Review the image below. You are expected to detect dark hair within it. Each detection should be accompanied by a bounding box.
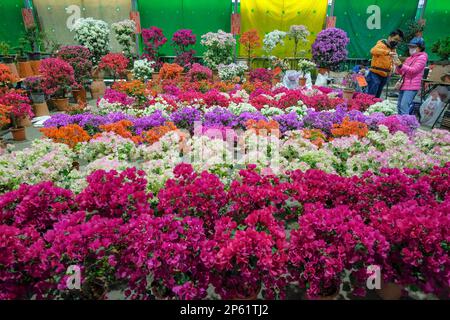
[390,29,404,40]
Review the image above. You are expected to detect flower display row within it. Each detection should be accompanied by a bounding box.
[0,162,448,300]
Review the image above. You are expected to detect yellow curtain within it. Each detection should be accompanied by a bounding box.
[240,0,328,58]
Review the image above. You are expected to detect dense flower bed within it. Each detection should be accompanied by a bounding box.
[0,163,449,299]
[1,78,449,300]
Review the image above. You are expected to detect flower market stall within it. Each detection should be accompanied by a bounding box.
[0,0,449,303]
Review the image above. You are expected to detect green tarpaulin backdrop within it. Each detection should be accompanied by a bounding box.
[334,0,418,59]
[138,0,232,55]
[0,0,25,50]
[423,0,450,60]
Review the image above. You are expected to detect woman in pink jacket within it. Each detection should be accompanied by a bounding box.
[394,37,428,115]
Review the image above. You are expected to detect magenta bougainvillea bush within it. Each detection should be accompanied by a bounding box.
[0,163,448,300]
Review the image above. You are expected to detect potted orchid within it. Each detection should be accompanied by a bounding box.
[39,58,76,111]
[312,28,349,72]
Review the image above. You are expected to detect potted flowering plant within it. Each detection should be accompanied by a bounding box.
[0,63,18,88]
[288,25,310,58]
[186,63,213,82]
[239,29,261,69]
[132,58,155,82]
[217,63,248,83]
[142,26,167,70]
[23,76,44,103]
[158,63,184,81]
[312,28,349,72]
[201,30,236,70]
[73,18,110,65]
[297,59,316,86]
[39,58,76,111]
[98,53,129,82]
[172,29,196,69]
[57,45,93,103]
[0,90,34,140]
[263,30,287,58]
[112,19,136,62]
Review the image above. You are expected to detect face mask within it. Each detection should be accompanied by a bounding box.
[389,41,398,48]
[409,48,418,55]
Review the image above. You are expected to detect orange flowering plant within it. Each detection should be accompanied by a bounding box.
[245,119,280,137]
[96,120,143,144]
[301,128,327,148]
[331,117,369,139]
[0,104,12,128]
[0,64,17,87]
[142,121,177,144]
[112,80,148,106]
[239,29,261,68]
[158,63,184,81]
[40,124,91,148]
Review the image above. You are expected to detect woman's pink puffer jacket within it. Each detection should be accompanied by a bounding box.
[396,51,428,91]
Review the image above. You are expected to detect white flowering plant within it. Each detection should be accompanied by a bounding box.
[201,30,236,70]
[73,18,110,64]
[217,63,248,83]
[288,25,310,57]
[297,59,316,75]
[365,100,398,116]
[132,59,155,81]
[112,19,136,60]
[263,30,287,56]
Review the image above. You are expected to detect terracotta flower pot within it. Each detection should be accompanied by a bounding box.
[90,80,106,100]
[299,77,307,86]
[343,89,355,100]
[51,98,70,112]
[72,87,87,103]
[17,61,34,78]
[33,102,50,117]
[11,127,26,141]
[30,60,41,75]
[376,282,403,300]
[6,63,19,79]
[19,116,32,127]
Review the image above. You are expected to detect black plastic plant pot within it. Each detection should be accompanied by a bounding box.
[17,56,28,62]
[27,52,41,60]
[1,56,14,64]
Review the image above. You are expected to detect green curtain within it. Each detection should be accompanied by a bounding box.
[423,0,450,61]
[334,0,418,59]
[0,0,25,50]
[138,0,231,56]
